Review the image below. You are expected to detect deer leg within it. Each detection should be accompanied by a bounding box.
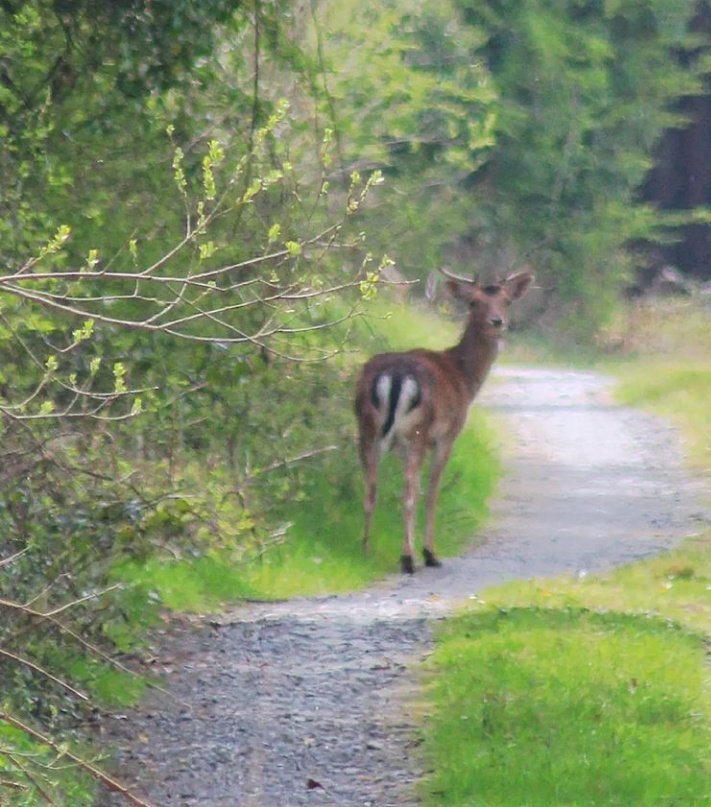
[401,446,423,574]
[423,441,453,567]
[360,441,380,556]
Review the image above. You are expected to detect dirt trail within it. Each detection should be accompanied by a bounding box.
[99,367,708,807]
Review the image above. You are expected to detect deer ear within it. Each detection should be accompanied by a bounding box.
[504,272,534,300]
[444,279,473,301]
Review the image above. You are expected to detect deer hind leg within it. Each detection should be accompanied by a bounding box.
[360,438,380,556]
[423,441,453,568]
[401,443,424,574]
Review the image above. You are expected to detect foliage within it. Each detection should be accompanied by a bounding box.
[310,0,498,276]
[113,301,501,602]
[451,0,704,337]
[0,2,384,803]
[0,0,245,264]
[310,0,706,336]
[2,0,709,802]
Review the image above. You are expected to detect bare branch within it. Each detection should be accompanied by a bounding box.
[0,593,186,708]
[0,647,89,702]
[0,712,159,807]
[3,752,58,805]
[0,548,28,568]
[241,444,337,485]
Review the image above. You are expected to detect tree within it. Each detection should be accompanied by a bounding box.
[643,2,711,281]
[0,0,247,264]
[452,0,702,334]
[306,0,498,277]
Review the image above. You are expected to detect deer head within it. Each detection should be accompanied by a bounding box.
[442,269,534,338]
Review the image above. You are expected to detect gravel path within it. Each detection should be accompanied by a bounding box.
[98,367,708,807]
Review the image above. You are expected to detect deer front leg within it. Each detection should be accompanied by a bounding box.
[401,445,424,574]
[423,441,453,568]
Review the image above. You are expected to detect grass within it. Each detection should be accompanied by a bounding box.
[0,722,96,807]
[421,607,710,806]
[616,364,711,465]
[420,294,711,806]
[242,410,499,598]
[600,294,710,468]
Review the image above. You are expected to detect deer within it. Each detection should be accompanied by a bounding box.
[354,268,534,574]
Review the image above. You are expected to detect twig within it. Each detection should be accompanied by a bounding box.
[229,444,337,493]
[4,751,57,805]
[0,712,158,807]
[40,584,122,618]
[0,548,27,568]
[0,648,89,702]
[0,777,27,792]
[0,594,187,708]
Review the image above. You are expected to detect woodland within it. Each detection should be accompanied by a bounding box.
[1,0,710,802]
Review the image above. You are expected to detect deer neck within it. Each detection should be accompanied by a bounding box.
[445,323,499,399]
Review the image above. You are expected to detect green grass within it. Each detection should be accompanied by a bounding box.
[421,533,711,805]
[422,607,710,806]
[243,410,499,598]
[113,408,499,605]
[615,361,711,465]
[0,722,96,807]
[476,529,711,634]
[357,297,461,352]
[607,296,711,466]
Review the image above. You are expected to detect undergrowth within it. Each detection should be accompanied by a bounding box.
[2,293,500,804]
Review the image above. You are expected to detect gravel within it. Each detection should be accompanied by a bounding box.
[96,366,709,807]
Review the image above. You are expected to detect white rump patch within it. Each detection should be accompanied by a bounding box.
[399,375,419,412]
[374,374,392,411]
[379,374,421,452]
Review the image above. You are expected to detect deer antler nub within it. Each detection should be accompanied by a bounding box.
[439,266,478,285]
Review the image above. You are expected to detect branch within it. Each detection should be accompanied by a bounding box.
[0,647,89,702]
[0,593,186,709]
[0,548,27,568]
[3,751,57,805]
[0,712,159,807]
[226,445,337,501]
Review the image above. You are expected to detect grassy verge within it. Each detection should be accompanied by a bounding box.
[114,297,500,605]
[420,295,711,806]
[421,606,710,806]
[241,408,499,598]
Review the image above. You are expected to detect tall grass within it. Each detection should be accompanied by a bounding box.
[242,409,499,598]
[603,294,711,467]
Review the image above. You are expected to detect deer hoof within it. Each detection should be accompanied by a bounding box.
[423,549,442,568]
[400,555,415,574]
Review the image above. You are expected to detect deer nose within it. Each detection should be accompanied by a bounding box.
[490,316,504,328]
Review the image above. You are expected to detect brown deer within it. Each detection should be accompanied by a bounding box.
[354,269,534,573]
